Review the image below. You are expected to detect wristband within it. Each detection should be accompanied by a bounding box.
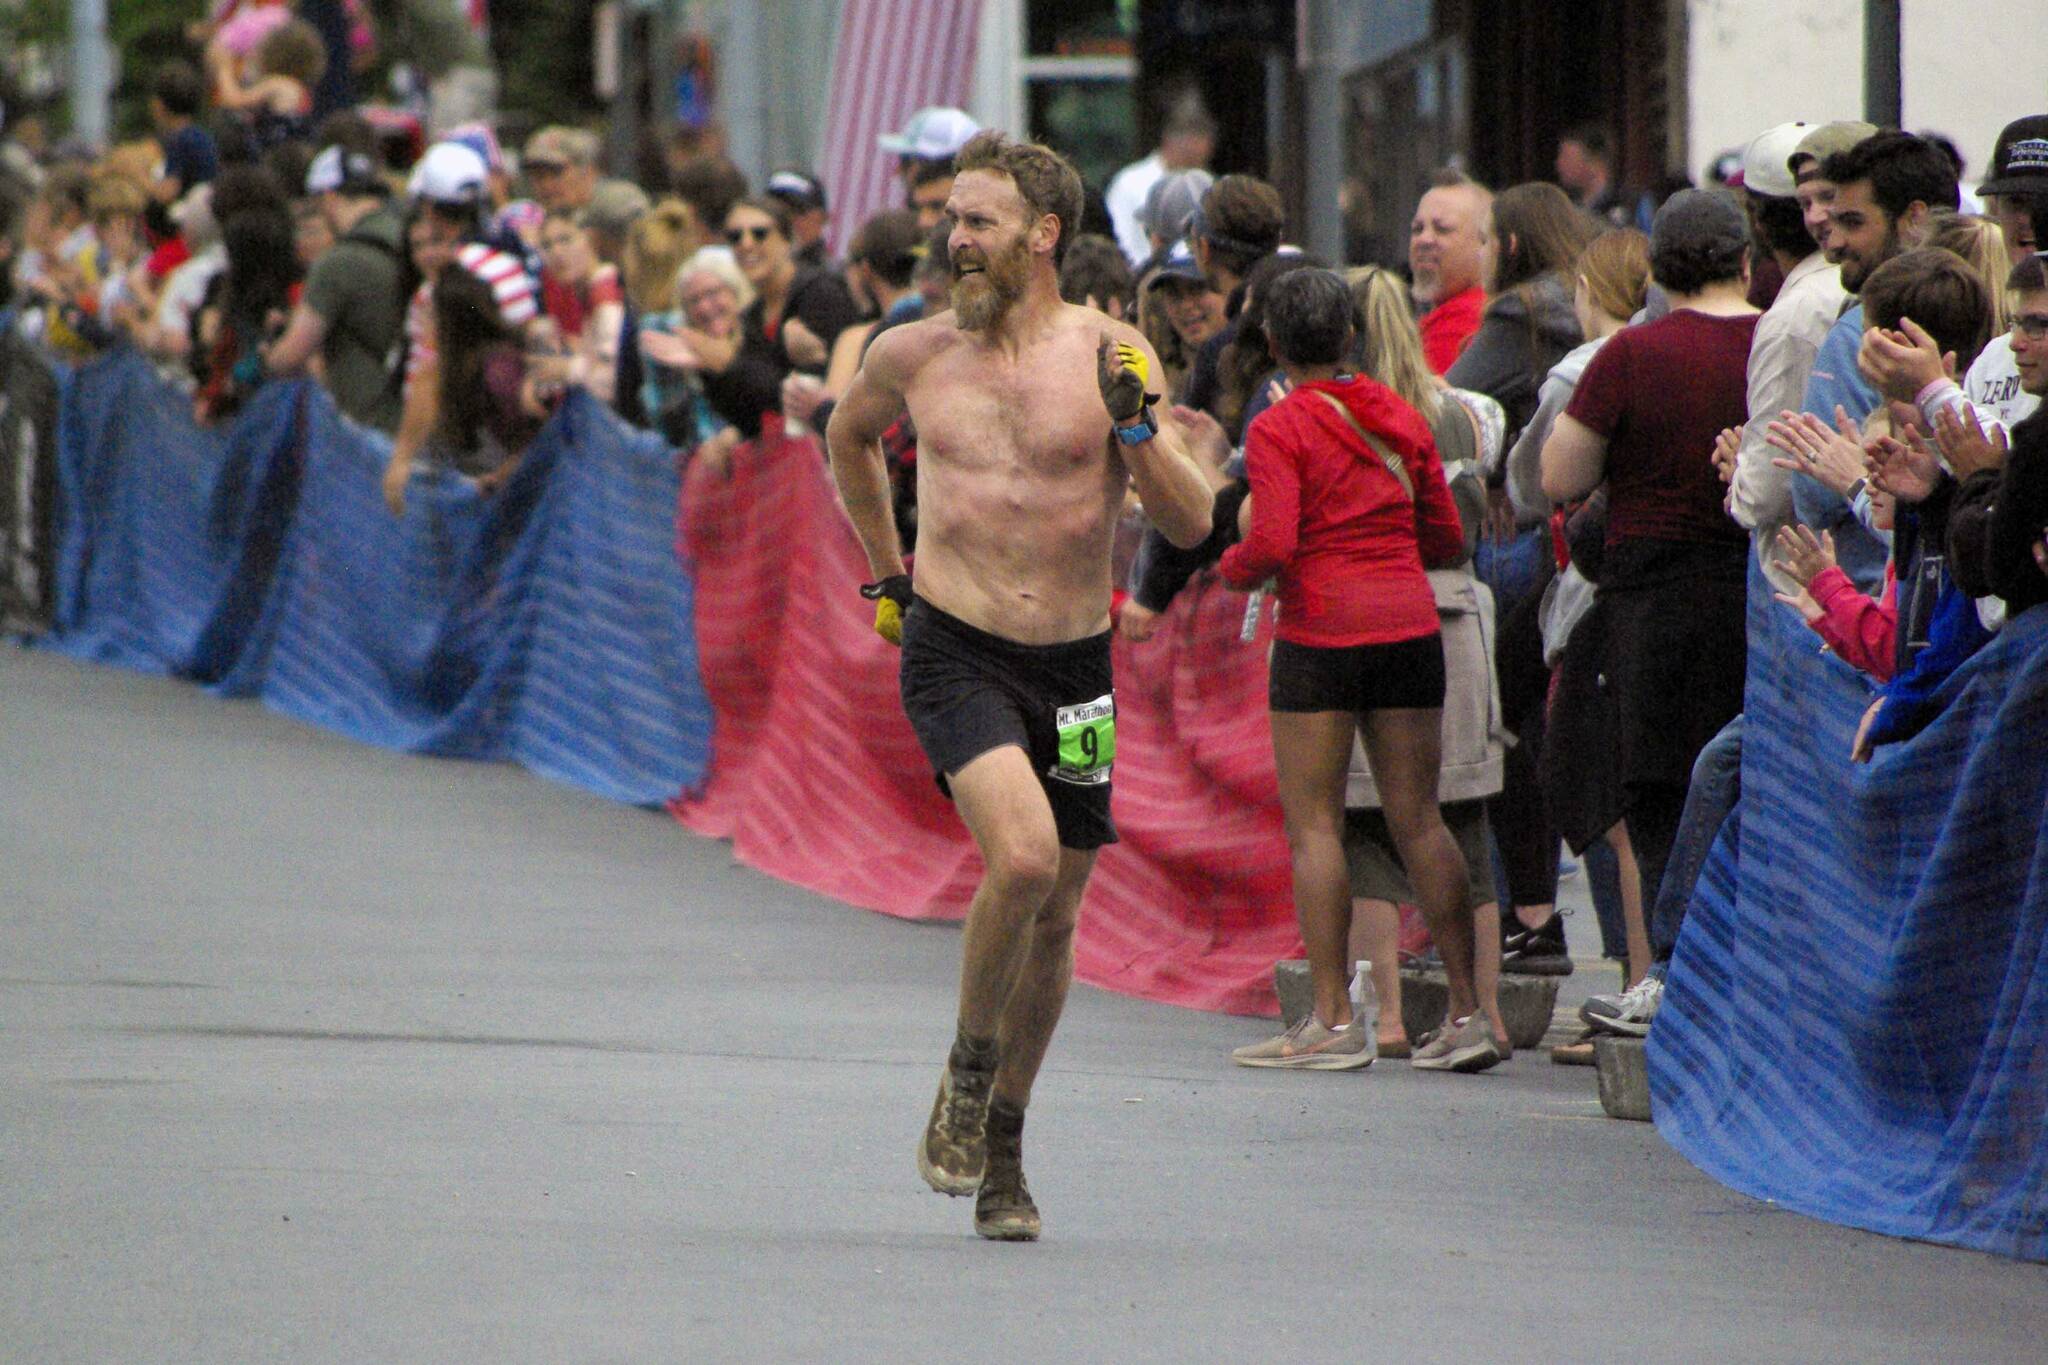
[1114,406,1158,446]
[1844,476,1867,504]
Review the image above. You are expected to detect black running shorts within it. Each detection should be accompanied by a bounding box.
[1268,632,1447,713]
[898,597,1118,850]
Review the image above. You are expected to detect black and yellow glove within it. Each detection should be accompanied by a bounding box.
[860,574,913,646]
[1096,336,1160,425]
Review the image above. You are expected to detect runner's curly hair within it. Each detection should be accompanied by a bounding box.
[952,130,1085,266]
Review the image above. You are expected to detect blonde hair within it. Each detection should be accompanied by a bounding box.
[1927,213,2013,336]
[86,169,148,221]
[624,198,703,312]
[1345,265,1440,422]
[1575,228,1652,328]
[676,246,754,312]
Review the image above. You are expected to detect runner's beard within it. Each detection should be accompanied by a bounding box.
[951,232,1030,331]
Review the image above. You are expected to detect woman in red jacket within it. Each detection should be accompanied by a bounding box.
[1221,269,1499,1073]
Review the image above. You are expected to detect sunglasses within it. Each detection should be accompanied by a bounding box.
[2013,312,2048,341]
[725,225,776,244]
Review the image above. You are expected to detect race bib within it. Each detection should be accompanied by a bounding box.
[1050,694,1115,786]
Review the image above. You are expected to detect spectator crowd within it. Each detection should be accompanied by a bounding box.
[7,2,2048,1077]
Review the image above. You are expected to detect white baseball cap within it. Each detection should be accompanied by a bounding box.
[877,107,981,161]
[408,141,490,205]
[1741,122,1812,198]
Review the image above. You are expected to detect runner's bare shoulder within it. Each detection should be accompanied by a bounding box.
[861,312,964,395]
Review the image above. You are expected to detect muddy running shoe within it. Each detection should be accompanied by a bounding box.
[1410,1012,1503,1073]
[917,1037,995,1197]
[975,1099,1040,1242]
[1231,1014,1375,1070]
[1580,975,1663,1037]
[1500,911,1573,976]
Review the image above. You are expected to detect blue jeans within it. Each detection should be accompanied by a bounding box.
[1649,714,1744,967]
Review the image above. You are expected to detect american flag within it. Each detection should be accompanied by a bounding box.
[819,0,985,257]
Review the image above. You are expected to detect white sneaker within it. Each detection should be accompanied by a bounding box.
[1410,1012,1503,1072]
[1579,975,1663,1037]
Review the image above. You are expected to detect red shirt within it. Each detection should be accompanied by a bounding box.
[1565,309,1758,549]
[1219,375,1465,647]
[1418,285,1485,375]
[540,264,621,340]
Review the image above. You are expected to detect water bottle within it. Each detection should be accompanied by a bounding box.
[1350,960,1381,1063]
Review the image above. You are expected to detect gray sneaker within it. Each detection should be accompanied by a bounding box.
[1580,975,1663,1037]
[917,1061,991,1196]
[1232,1014,1375,1070]
[1410,1012,1503,1072]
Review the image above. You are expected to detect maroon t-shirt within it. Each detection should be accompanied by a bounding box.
[1565,309,1758,549]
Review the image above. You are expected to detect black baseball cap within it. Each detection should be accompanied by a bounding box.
[1978,115,2048,198]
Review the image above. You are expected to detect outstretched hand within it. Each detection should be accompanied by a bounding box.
[1097,334,1156,424]
[1769,523,1836,588]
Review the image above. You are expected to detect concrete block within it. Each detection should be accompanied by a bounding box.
[1593,1035,1652,1121]
[1271,960,1559,1052]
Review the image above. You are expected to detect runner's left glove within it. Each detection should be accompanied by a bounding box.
[1097,336,1160,424]
[861,574,913,646]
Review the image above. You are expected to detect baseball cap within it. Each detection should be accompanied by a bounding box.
[582,178,652,236]
[522,126,599,171]
[408,141,489,205]
[1139,169,1214,242]
[1741,122,1811,198]
[1650,188,1749,259]
[1145,240,1205,287]
[765,169,827,213]
[305,144,379,196]
[877,107,980,161]
[1977,115,2048,198]
[1790,121,1879,178]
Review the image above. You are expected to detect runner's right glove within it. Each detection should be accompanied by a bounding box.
[861,574,913,646]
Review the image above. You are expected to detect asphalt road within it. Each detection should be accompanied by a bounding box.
[4,645,2042,1362]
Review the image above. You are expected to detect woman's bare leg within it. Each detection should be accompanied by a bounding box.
[1360,707,1479,1023]
[1268,710,1359,1028]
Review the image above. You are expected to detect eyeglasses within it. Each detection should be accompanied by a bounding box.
[726,225,775,244]
[2013,312,2048,341]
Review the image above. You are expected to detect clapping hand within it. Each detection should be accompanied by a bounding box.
[1867,425,1943,503]
[1712,424,1743,486]
[1931,403,2007,479]
[1764,407,1868,498]
[1171,403,1231,479]
[1857,318,1951,402]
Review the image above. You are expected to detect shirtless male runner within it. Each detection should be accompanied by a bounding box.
[825,131,1215,1241]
